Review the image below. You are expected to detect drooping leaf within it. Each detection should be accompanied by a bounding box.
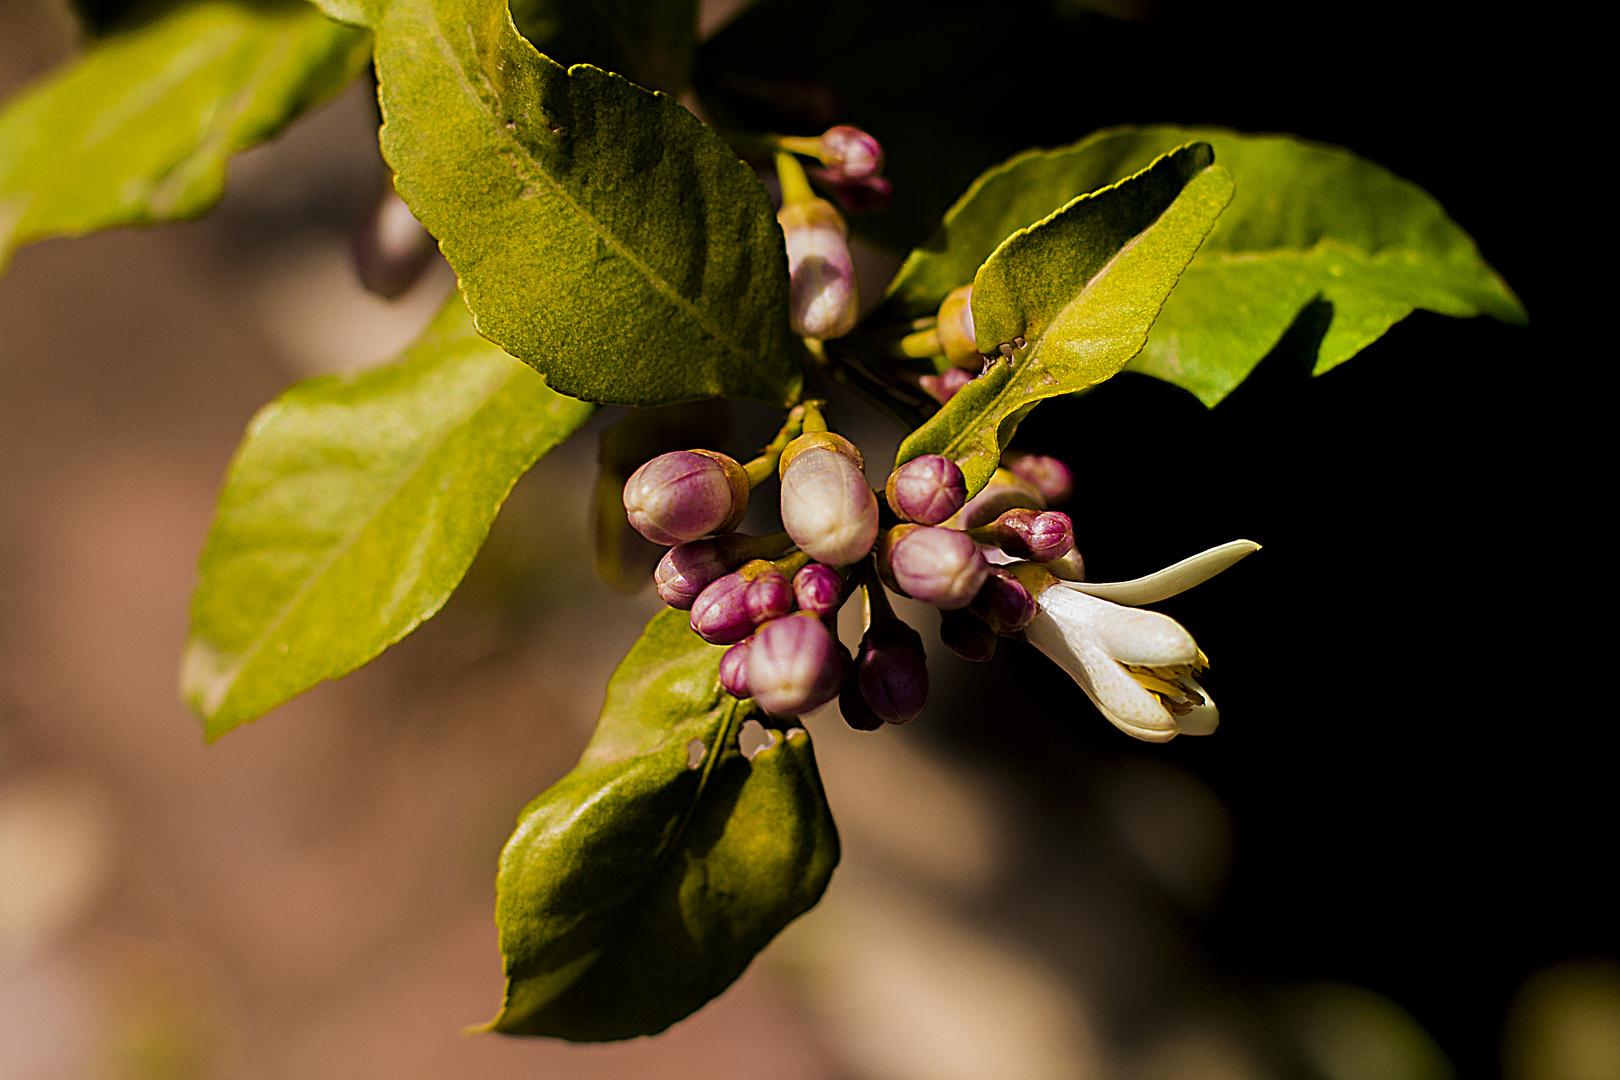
[493,608,838,1040]
[366,0,802,407]
[880,125,1525,405]
[183,295,596,739]
[896,144,1232,494]
[511,0,697,95]
[0,0,369,273]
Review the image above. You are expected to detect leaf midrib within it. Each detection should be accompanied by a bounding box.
[422,9,758,371]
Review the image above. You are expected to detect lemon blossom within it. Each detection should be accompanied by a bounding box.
[1014,540,1260,743]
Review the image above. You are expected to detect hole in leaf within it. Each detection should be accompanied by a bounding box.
[685,738,707,769]
[738,719,777,760]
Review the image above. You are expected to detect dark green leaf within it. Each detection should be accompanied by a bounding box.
[183,295,596,739]
[511,0,697,95]
[493,608,839,1040]
[896,144,1232,494]
[368,0,802,407]
[0,0,369,273]
[880,125,1525,405]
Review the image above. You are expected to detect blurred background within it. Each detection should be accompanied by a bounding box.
[1,1,1606,1078]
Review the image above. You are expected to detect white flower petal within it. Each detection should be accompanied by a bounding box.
[1036,585,1198,667]
[1058,539,1260,606]
[1025,608,1179,743]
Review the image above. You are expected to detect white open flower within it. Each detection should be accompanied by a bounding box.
[1020,540,1260,743]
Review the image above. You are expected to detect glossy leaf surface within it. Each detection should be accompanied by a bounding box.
[897,144,1232,494]
[184,296,596,739]
[367,0,802,406]
[881,125,1525,405]
[494,608,838,1040]
[0,0,368,273]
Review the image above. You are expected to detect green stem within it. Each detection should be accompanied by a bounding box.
[775,151,816,206]
[745,405,810,485]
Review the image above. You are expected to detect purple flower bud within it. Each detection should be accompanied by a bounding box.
[1003,453,1074,505]
[939,609,997,662]
[793,563,844,616]
[780,447,879,566]
[969,567,1037,633]
[748,613,846,716]
[623,450,749,546]
[691,560,793,645]
[839,669,885,731]
[886,455,967,525]
[779,199,857,339]
[819,125,884,179]
[719,640,752,698]
[878,525,988,610]
[936,284,980,369]
[809,169,893,215]
[918,367,973,405]
[352,190,437,300]
[950,470,1046,529]
[855,623,929,724]
[983,509,1074,562]
[655,536,745,609]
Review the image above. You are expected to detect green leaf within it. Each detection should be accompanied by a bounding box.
[896,143,1233,494]
[880,125,1525,405]
[0,0,369,273]
[493,608,838,1040]
[183,295,596,739]
[511,0,697,95]
[367,0,802,407]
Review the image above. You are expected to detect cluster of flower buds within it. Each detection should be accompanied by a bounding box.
[776,125,892,214]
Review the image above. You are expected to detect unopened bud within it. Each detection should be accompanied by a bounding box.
[353,190,437,300]
[939,609,997,662]
[719,640,752,698]
[946,467,1046,530]
[623,450,749,546]
[1002,452,1074,505]
[780,444,879,567]
[793,563,844,616]
[779,199,857,340]
[975,509,1074,562]
[969,566,1037,633]
[691,560,794,645]
[839,672,886,731]
[809,169,893,214]
[886,455,967,525]
[936,284,980,369]
[748,613,846,715]
[818,125,884,179]
[918,367,973,405]
[878,524,988,610]
[655,532,790,609]
[854,621,929,724]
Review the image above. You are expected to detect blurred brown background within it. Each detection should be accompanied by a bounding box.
[1,1,1610,1079]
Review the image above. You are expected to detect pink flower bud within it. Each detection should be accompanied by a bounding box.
[839,670,885,731]
[982,509,1074,562]
[809,169,893,215]
[886,455,967,525]
[1002,453,1074,505]
[748,613,846,716]
[819,125,884,179]
[691,560,794,645]
[969,567,1037,633]
[918,367,973,405]
[878,525,988,610]
[779,200,857,339]
[939,609,997,662]
[949,469,1046,529]
[780,447,879,567]
[352,190,437,300]
[793,563,844,616]
[854,622,929,724]
[719,640,752,698]
[936,284,980,369]
[623,450,749,546]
